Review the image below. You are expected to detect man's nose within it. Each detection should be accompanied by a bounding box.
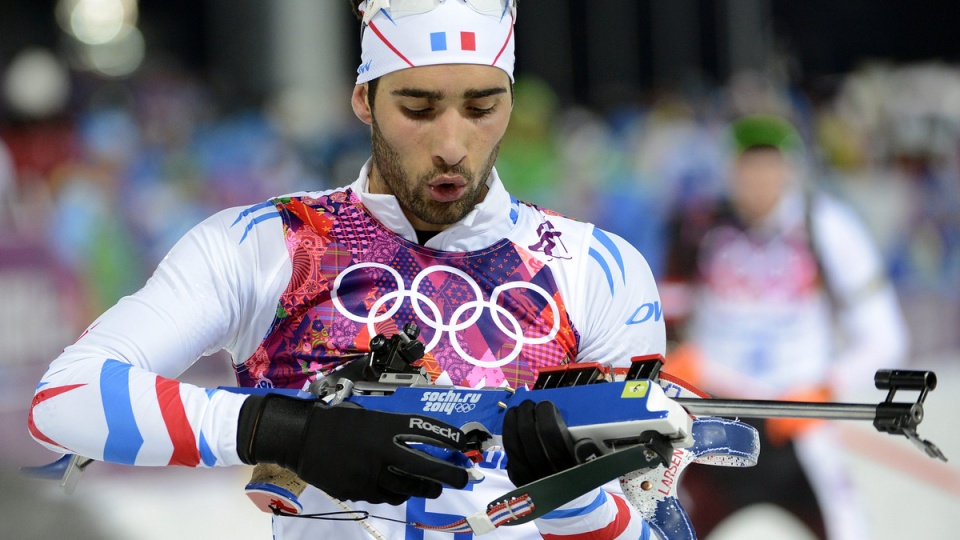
[431,110,469,168]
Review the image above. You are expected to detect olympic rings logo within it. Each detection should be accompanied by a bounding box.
[454,403,476,413]
[329,263,560,368]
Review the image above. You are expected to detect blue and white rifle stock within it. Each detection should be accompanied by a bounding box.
[231,325,947,536]
[22,325,947,538]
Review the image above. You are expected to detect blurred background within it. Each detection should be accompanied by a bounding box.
[1,0,958,538]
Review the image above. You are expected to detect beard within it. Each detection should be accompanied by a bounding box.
[371,117,500,227]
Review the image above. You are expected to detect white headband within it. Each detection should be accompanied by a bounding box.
[356,0,516,84]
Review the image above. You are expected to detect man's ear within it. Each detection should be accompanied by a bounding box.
[351,84,373,125]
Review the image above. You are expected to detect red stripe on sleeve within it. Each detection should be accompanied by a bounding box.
[155,378,201,467]
[28,384,86,450]
[542,493,632,540]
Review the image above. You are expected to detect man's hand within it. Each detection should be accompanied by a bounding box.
[237,394,469,505]
[502,399,599,487]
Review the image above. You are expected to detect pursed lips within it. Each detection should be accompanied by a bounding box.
[428,174,467,202]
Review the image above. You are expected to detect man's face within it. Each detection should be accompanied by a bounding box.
[730,147,792,225]
[354,64,513,231]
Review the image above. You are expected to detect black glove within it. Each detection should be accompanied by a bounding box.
[502,399,599,487]
[236,394,469,505]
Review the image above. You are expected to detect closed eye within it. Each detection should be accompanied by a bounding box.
[468,106,496,118]
[403,107,434,119]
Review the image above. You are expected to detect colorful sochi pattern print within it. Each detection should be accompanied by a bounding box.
[236,189,579,391]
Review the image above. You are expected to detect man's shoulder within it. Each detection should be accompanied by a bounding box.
[271,185,356,208]
[514,199,589,229]
[196,186,353,248]
[514,200,600,240]
[514,200,653,264]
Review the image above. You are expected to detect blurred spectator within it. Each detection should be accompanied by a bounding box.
[660,114,909,540]
[0,139,14,232]
[607,97,727,275]
[828,62,960,355]
[0,137,82,470]
[494,74,564,208]
[42,101,138,318]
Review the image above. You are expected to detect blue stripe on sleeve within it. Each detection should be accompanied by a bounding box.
[589,247,615,296]
[541,489,607,520]
[592,228,626,283]
[238,212,281,244]
[230,200,276,227]
[199,432,217,467]
[198,389,219,466]
[100,360,144,465]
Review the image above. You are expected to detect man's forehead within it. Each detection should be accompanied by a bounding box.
[380,64,510,95]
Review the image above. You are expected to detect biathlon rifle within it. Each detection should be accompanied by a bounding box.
[23,323,947,538]
[227,323,946,535]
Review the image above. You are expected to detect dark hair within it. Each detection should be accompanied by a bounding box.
[349,1,378,111]
[367,78,380,113]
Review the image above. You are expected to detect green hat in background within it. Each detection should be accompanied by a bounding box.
[730,114,804,155]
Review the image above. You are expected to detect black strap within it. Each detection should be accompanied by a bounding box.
[493,439,671,527]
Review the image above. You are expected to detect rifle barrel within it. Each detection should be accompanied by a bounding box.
[674,398,877,421]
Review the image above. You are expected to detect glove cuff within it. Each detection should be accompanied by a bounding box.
[236,394,314,468]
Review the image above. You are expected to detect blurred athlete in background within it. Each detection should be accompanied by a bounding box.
[661,114,909,539]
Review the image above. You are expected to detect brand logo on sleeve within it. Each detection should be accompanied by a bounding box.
[626,301,662,325]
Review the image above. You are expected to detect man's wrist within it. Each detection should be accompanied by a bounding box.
[236,394,314,467]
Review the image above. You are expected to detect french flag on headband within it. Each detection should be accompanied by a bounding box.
[430,31,477,52]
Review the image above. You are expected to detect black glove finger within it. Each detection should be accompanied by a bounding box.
[314,477,397,505]
[533,400,578,473]
[502,404,539,486]
[382,467,445,500]
[388,414,469,489]
[389,445,469,489]
[503,400,555,486]
[343,487,402,506]
[515,400,555,480]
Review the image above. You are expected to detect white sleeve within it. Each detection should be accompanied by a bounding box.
[575,227,667,367]
[812,196,909,396]
[535,486,652,540]
[29,203,291,467]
